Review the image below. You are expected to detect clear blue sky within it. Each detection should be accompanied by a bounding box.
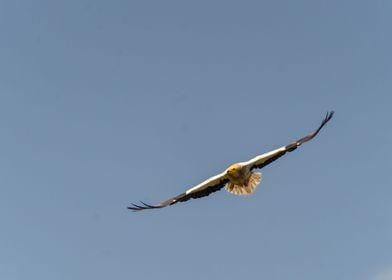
[1,1,391,280]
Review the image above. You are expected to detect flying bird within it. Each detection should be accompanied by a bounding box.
[128,111,334,211]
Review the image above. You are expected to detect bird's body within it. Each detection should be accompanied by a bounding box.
[225,163,262,195]
[128,111,334,211]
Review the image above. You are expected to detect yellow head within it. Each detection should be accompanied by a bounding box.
[226,163,243,177]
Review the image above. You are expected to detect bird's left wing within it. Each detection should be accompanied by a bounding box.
[245,111,334,171]
[128,171,229,211]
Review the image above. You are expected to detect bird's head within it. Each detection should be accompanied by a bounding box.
[226,163,243,177]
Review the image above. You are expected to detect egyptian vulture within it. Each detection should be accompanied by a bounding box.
[128,111,334,211]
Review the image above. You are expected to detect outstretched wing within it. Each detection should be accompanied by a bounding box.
[245,111,334,170]
[128,172,229,211]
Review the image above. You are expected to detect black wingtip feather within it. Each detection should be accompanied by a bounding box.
[325,111,334,123]
[298,110,334,144]
[127,201,162,211]
[318,111,334,133]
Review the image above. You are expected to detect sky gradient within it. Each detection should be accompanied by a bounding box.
[1,1,391,279]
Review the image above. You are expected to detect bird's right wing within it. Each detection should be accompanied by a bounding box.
[128,171,229,211]
[245,111,334,170]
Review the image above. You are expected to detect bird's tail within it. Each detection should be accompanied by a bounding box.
[225,172,262,195]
